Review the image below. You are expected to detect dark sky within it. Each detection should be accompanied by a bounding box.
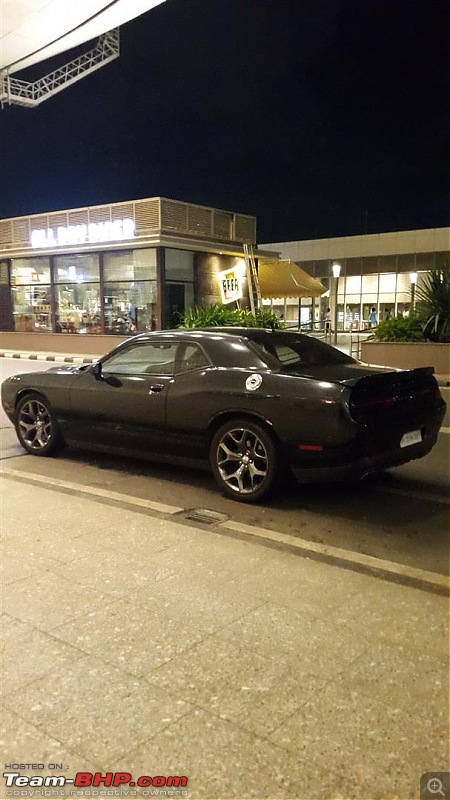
[1,0,449,242]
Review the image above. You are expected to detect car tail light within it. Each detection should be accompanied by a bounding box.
[353,396,394,412]
[297,444,324,451]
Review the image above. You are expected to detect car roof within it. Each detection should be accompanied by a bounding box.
[121,327,260,343]
[127,327,305,341]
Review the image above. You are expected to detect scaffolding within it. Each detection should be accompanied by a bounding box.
[0,29,120,108]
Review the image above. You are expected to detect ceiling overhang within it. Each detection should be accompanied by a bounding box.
[1,0,166,74]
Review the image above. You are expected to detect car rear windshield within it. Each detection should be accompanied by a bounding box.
[245,332,356,369]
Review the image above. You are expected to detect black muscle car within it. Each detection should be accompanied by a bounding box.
[1,328,446,502]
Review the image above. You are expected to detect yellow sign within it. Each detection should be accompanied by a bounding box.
[218,268,244,304]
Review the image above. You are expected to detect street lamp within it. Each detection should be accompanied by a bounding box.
[409,272,417,311]
[332,263,341,344]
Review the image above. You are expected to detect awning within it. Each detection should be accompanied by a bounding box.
[258,259,326,299]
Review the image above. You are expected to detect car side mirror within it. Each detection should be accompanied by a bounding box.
[92,362,103,380]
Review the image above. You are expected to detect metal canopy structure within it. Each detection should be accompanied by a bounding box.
[1,30,120,108]
[0,0,166,107]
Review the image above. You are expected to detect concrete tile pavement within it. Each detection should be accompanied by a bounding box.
[1,475,449,800]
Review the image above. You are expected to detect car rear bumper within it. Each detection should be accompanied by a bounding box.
[291,403,446,483]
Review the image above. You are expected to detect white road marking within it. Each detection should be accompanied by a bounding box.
[0,467,184,515]
[1,465,447,593]
[439,426,450,434]
[219,520,449,591]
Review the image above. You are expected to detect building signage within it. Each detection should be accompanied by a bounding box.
[218,267,244,304]
[31,218,136,248]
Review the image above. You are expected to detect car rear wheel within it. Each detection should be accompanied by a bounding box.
[15,394,61,456]
[210,419,278,502]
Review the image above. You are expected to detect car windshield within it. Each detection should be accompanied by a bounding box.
[245,332,355,369]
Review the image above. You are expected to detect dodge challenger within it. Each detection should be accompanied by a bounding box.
[1,328,446,502]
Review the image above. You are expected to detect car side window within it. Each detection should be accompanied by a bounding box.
[273,343,302,366]
[176,343,210,374]
[101,342,178,376]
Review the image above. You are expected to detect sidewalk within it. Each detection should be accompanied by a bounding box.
[1,471,448,800]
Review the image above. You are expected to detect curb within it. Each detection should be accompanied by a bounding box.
[0,351,100,365]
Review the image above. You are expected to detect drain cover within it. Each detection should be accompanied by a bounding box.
[185,508,229,525]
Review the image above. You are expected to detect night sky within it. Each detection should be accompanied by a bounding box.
[0,0,449,242]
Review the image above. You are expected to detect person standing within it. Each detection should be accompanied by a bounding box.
[325,308,331,334]
[369,307,377,327]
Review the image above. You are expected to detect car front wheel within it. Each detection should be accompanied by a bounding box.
[210,419,278,502]
[15,394,62,456]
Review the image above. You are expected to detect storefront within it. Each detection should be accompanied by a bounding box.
[0,197,328,342]
[261,227,450,330]
[0,197,258,336]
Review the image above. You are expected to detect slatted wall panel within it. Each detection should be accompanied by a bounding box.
[0,220,12,246]
[187,205,212,236]
[160,199,188,232]
[134,199,160,234]
[234,214,256,243]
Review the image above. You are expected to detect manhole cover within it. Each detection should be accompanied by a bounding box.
[185,508,229,525]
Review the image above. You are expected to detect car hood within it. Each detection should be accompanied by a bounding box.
[46,364,91,374]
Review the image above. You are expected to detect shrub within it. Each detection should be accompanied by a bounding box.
[180,304,283,330]
[371,315,424,342]
[416,269,450,343]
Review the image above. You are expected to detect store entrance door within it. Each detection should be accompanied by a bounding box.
[165,283,185,329]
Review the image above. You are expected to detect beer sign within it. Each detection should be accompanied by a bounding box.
[218,268,244,304]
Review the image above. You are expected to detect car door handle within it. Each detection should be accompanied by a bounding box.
[149,384,165,394]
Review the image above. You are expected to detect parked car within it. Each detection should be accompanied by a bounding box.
[1,328,446,502]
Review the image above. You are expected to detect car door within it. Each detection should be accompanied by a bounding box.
[163,341,214,462]
[68,339,178,454]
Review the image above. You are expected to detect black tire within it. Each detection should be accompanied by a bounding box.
[210,418,278,503]
[15,393,62,457]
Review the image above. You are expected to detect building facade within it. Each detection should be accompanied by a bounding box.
[261,228,450,329]
[0,197,258,335]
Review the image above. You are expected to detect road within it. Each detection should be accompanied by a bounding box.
[1,357,449,577]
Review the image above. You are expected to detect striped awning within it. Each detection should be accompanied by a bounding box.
[258,259,325,299]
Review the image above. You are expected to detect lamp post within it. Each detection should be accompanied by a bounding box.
[409,272,417,311]
[332,263,341,344]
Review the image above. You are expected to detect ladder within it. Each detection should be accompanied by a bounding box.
[243,243,262,315]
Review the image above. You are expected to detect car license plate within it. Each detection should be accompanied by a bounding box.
[400,429,422,448]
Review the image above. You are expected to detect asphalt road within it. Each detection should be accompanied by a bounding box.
[1,357,449,577]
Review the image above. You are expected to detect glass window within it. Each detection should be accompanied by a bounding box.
[379,273,396,293]
[165,249,194,281]
[104,281,157,335]
[345,275,362,294]
[362,274,378,293]
[103,249,156,282]
[54,254,99,283]
[55,283,101,334]
[11,257,50,285]
[177,343,210,373]
[248,332,354,367]
[396,273,414,293]
[102,341,178,376]
[11,284,52,332]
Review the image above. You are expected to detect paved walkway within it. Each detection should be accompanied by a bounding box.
[1,471,449,800]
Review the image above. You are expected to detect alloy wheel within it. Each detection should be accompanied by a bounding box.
[216,426,270,496]
[18,398,53,451]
